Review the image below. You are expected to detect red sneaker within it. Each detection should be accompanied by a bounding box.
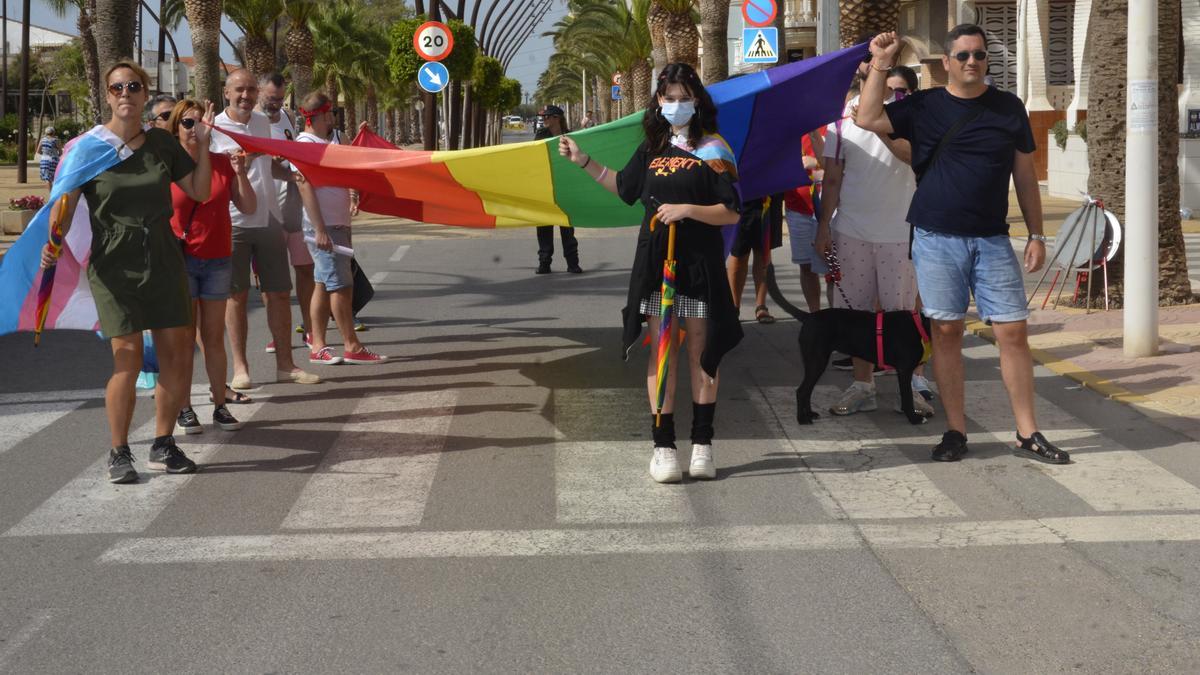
[265,340,276,354]
[309,346,343,365]
[343,347,388,364]
[303,332,313,348]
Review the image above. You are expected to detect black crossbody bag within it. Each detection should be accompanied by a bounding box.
[908,101,987,256]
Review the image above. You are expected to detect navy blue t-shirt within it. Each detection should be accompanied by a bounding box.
[885,86,1035,237]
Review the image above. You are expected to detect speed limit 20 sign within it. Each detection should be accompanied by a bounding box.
[413,21,454,62]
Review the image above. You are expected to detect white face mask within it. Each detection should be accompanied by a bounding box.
[660,100,696,128]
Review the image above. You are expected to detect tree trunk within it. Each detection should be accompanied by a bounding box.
[648,2,669,72]
[385,106,396,144]
[462,85,473,148]
[1086,0,1127,304]
[365,85,379,135]
[344,93,357,139]
[93,0,138,89]
[663,9,700,72]
[284,23,314,101]
[183,0,223,104]
[698,0,729,84]
[630,58,653,112]
[77,0,103,123]
[449,79,463,150]
[838,0,900,48]
[243,35,275,78]
[1155,0,1191,303]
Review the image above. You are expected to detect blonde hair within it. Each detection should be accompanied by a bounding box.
[104,60,151,89]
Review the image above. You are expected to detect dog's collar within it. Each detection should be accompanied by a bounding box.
[876,311,933,369]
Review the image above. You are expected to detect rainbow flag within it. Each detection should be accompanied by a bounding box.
[215,43,867,229]
[0,126,134,337]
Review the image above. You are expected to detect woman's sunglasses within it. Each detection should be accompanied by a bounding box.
[107,80,144,95]
[179,118,197,130]
[952,50,988,62]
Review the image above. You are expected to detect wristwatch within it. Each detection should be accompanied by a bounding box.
[1028,233,1047,242]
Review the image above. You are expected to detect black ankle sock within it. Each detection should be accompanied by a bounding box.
[691,402,716,445]
[112,445,130,453]
[152,435,173,449]
[651,414,676,449]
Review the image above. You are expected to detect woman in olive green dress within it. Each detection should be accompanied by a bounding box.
[41,61,214,484]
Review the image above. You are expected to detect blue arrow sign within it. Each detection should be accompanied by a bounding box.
[611,85,621,101]
[418,61,450,94]
[742,27,779,64]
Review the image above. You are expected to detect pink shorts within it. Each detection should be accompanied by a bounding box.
[286,229,313,266]
[832,232,917,311]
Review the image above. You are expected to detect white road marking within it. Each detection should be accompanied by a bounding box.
[369,271,389,285]
[4,398,270,537]
[965,381,1200,511]
[0,402,87,455]
[281,391,456,530]
[0,611,53,669]
[389,245,411,262]
[97,514,1200,563]
[555,441,694,524]
[757,386,965,519]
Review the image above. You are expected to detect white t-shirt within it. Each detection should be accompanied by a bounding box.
[823,96,916,244]
[296,131,352,230]
[265,109,303,218]
[213,109,281,228]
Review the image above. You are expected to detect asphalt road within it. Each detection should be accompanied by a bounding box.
[2,216,1200,673]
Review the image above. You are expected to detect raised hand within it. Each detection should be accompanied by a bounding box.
[193,100,216,144]
[870,32,901,62]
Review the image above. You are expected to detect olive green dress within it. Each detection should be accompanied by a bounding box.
[82,128,196,338]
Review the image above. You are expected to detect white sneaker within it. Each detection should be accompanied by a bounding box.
[689,444,716,479]
[894,394,935,418]
[912,374,935,401]
[649,447,682,483]
[830,382,877,416]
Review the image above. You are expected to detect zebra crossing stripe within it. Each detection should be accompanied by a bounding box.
[964,381,1200,511]
[0,402,88,455]
[389,245,411,262]
[555,441,694,524]
[757,386,966,520]
[95,513,1200,563]
[280,391,455,530]
[3,397,271,537]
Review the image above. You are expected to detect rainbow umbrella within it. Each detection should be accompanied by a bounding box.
[33,196,70,346]
[653,215,678,427]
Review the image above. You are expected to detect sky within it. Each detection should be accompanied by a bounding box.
[23,0,568,99]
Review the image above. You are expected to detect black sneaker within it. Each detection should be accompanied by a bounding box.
[535,263,551,274]
[147,438,198,474]
[212,404,243,431]
[176,407,202,435]
[932,430,968,462]
[567,263,583,274]
[107,446,139,484]
[832,357,853,370]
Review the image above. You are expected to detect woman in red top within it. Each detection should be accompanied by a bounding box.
[168,99,256,433]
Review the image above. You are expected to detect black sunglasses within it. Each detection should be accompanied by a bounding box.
[108,80,144,95]
[952,50,988,62]
[180,118,197,130]
[154,111,171,122]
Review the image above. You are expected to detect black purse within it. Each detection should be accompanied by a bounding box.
[350,257,374,315]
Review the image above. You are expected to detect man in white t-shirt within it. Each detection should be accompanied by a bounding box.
[815,66,932,418]
[213,69,319,388]
[294,92,388,366]
[256,72,314,346]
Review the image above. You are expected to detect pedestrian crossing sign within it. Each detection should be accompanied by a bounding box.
[743,27,778,64]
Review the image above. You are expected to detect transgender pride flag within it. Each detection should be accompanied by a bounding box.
[0,126,133,336]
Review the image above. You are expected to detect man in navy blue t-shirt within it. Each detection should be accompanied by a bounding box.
[856,25,1070,466]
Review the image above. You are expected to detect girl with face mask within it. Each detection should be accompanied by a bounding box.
[558,62,742,484]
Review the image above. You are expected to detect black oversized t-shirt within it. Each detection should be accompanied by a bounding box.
[885,87,1035,237]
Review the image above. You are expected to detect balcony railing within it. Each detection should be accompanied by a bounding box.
[785,0,817,25]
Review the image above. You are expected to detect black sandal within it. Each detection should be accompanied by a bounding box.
[1014,431,1070,464]
[755,304,775,324]
[210,385,252,405]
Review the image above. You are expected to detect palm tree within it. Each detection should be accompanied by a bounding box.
[47,0,102,122]
[697,0,729,83]
[1086,0,1190,305]
[282,0,318,99]
[184,0,224,103]
[92,0,137,86]
[224,0,283,76]
[543,0,653,115]
[838,0,899,47]
[310,2,369,131]
[657,0,699,69]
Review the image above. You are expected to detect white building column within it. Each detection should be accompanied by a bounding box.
[1066,0,1092,126]
[1124,1,1159,357]
[1179,0,1200,132]
[816,0,838,54]
[1019,0,1053,112]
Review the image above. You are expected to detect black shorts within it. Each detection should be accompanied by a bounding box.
[729,193,785,257]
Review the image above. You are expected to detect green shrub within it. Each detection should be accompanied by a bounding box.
[1051,119,1068,151]
[1074,119,1087,144]
[50,117,85,140]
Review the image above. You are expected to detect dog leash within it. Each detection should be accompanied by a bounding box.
[822,243,854,309]
[875,311,933,369]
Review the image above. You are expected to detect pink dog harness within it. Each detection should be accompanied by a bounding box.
[876,311,932,369]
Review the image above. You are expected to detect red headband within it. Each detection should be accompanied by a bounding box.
[300,101,331,118]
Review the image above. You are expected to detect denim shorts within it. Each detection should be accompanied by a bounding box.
[911,227,1029,323]
[305,227,354,292]
[785,211,829,274]
[184,254,233,301]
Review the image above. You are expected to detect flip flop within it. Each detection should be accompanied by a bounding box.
[211,384,253,404]
[755,304,776,324]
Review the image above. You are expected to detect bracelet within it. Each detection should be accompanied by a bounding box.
[870,61,891,72]
[595,166,609,183]
[1028,233,1047,242]
[581,156,591,170]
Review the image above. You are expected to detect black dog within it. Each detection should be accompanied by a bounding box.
[765,264,933,426]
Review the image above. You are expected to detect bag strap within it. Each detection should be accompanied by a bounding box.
[915,101,986,185]
[181,202,198,243]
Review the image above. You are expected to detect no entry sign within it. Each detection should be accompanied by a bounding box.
[413,21,454,62]
[741,0,777,28]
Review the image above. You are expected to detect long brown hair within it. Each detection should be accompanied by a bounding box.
[642,62,719,155]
